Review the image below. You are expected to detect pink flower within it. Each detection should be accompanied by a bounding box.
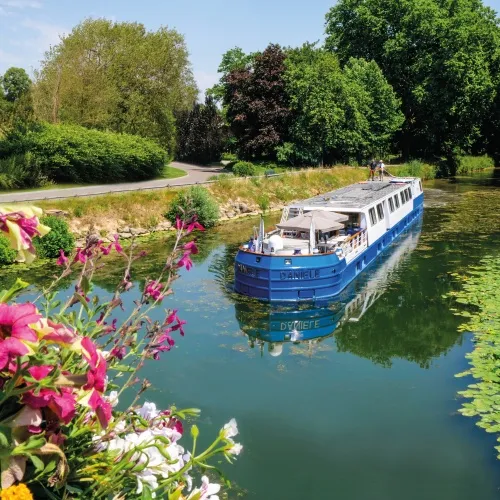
[0,338,29,370]
[177,252,193,271]
[73,248,87,264]
[56,249,69,266]
[144,280,164,302]
[23,387,76,424]
[175,216,183,230]
[172,319,187,336]
[40,320,79,347]
[0,303,41,343]
[166,310,179,325]
[187,220,205,233]
[112,234,123,254]
[28,365,53,381]
[81,337,107,393]
[110,345,126,360]
[88,390,112,428]
[184,241,199,255]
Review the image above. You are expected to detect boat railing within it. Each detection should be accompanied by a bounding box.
[341,229,367,258]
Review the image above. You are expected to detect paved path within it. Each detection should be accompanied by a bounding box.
[0,162,224,203]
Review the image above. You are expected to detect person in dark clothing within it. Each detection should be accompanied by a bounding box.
[368,159,377,181]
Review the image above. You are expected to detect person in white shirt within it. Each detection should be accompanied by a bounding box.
[378,160,385,180]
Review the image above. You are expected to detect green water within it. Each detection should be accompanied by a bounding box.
[3,171,500,499]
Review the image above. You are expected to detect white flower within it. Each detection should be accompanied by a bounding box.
[107,391,119,407]
[187,475,221,500]
[222,418,238,439]
[136,469,159,497]
[227,441,243,456]
[138,402,159,420]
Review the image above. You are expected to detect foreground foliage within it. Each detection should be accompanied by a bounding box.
[449,256,500,457]
[0,205,241,498]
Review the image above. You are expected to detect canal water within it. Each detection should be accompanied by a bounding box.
[3,171,500,499]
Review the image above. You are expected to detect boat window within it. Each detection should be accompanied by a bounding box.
[407,187,413,199]
[394,195,400,209]
[368,208,377,226]
[376,203,384,220]
[400,191,406,205]
[388,197,395,212]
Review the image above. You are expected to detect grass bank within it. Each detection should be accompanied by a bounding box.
[37,167,367,232]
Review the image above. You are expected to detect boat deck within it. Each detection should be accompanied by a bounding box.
[290,181,407,210]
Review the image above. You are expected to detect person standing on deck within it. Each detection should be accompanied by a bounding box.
[368,159,377,181]
[378,160,385,181]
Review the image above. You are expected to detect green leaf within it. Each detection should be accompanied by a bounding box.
[0,279,29,303]
[30,454,45,472]
[109,364,134,372]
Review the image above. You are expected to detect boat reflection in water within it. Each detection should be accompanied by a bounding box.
[235,222,421,357]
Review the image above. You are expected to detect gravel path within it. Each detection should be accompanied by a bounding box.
[0,162,224,203]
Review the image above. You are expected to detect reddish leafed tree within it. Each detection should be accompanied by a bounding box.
[223,44,290,160]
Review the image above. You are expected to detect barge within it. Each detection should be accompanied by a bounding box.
[234,177,424,301]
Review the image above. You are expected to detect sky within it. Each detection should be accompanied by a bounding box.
[1,0,500,98]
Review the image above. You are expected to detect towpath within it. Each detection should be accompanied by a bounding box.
[0,162,223,203]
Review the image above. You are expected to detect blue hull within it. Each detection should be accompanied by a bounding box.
[234,194,424,302]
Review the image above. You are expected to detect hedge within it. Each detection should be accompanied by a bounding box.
[0,123,166,185]
[33,215,75,259]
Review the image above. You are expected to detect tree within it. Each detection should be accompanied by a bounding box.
[223,44,291,160]
[32,18,198,157]
[176,96,228,164]
[279,44,403,165]
[207,47,256,103]
[1,67,31,102]
[325,0,500,167]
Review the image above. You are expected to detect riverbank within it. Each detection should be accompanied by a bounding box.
[37,167,367,243]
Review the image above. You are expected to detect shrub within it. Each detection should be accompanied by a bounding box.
[393,160,437,180]
[33,215,75,258]
[221,152,237,161]
[457,155,494,175]
[166,186,220,228]
[0,123,166,185]
[0,152,51,189]
[233,161,256,177]
[0,235,16,265]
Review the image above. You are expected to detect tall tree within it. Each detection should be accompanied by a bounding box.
[1,67,31,102]
[32,18,198,156]
[176,96,228,164]
[223,44,291,160]
[279,44,403,165]
[325,0,500,166]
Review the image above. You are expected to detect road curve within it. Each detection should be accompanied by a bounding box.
[0,162,224,203]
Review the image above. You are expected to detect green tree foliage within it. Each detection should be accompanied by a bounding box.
[223,44,291,160]
[279,44,403,165]
[207,47,256,103]
[176,96,228,165]
[1,67,31,102]
[166,186,220,229]
[325,0,500,167]
[33,215,75,259]
[0,122,166,185]
[0,68,34,133]
[0,235,17,265]
[32,18,197,156]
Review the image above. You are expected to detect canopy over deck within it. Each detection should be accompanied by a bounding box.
[277,210,347,232]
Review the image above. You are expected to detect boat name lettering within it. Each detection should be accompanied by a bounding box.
[237,263,259,277]
[280,320,320,331]
[279,269,320,280]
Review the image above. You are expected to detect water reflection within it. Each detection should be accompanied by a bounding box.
[235,223,422,358]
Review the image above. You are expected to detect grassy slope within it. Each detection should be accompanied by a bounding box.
[37,167,367,229]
